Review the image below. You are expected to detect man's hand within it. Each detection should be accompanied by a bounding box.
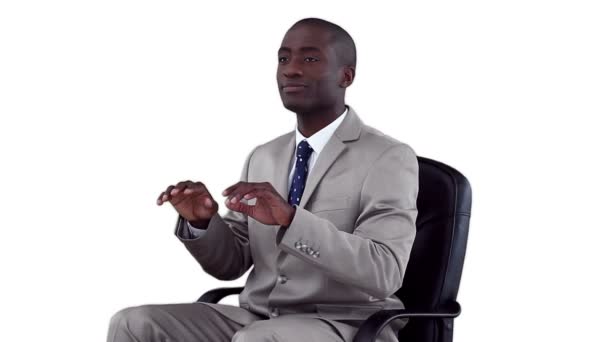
[157,180,218,228]
[222,181,296,227]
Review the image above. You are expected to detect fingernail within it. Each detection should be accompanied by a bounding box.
[231,197,237,203]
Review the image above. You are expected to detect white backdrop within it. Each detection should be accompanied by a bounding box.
[1,1,607,341]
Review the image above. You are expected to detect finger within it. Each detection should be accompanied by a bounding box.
[242,187,271,200]
[227,183,263,204]
[238,183,276,202]
[222,183,240,196]
[157,191,167,205]
[184,181,206,195]
[170,180,196,196]
[222,181,244,197]
[159,185,176,204]
[189,191,214,208]
[225,197,254,216]
[170,181,206,207]
[185,185,213,206]
[203,196,214,208]
[223,182,247,202]
[166,183,188,205]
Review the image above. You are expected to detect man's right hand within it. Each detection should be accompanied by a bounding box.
[157,180,218,229]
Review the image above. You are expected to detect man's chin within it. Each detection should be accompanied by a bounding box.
[281,100,311,114]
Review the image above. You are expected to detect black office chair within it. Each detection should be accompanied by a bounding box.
[197,156,472,342]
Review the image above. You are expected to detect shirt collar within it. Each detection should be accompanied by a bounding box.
[294,106,349,156]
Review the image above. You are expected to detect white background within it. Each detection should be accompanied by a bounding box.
[1,1,607,341]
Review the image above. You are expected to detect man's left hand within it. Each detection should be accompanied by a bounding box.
[222,182,295,227]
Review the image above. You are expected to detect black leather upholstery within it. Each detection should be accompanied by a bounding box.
[394,156,472,342]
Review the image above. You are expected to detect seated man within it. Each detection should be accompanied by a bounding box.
[107,17,419,342]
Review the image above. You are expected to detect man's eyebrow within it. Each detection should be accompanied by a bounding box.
[278,46,322,54]
[299,46,322,53]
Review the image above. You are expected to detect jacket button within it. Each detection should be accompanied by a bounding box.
[270,307,279,317]
[278,275,288,284]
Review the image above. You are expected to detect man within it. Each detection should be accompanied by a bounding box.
[107,17,419,342]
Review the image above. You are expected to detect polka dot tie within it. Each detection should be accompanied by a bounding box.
[289,140,314,206]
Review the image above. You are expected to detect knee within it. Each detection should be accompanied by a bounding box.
[108,305,161,339]
[109,307,130,332]
[232,323,280,342]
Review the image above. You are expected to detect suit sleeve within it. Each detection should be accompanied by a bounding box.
[174,147,257,281]
[276,143,419,299]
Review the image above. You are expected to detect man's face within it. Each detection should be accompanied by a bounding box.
[276,24,343,113]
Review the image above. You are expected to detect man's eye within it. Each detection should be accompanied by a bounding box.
[278,57,288,63]
[304,57,319,62]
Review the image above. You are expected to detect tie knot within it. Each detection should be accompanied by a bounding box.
[296,140,314,160]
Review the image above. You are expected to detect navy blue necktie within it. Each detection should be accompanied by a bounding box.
[288,140,314,206]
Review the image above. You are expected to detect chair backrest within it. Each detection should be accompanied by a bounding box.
[395,156,472,342]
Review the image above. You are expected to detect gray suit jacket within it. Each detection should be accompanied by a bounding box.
[174,107,419,328]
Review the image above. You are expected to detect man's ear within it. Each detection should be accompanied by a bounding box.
[340,65,356,88]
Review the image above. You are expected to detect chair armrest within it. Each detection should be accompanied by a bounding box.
[353,301,461,342]
[197,286,244,303]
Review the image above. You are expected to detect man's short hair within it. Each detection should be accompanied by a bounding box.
[291,18,357,68]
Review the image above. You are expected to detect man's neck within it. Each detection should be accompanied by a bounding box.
[296,103,346,138]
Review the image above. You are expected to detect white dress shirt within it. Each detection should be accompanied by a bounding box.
[185,107,349,239]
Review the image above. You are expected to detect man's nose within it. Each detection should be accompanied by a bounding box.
[282,63,303,78]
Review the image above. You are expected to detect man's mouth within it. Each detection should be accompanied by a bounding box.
[282,84,308,93]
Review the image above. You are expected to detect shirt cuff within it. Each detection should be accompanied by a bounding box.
[186,221,208,238]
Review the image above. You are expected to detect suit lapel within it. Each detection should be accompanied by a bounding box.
[273,133,295,202]
[298,135,346,208]
[298,107,364,209]
[270,106,363,209]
